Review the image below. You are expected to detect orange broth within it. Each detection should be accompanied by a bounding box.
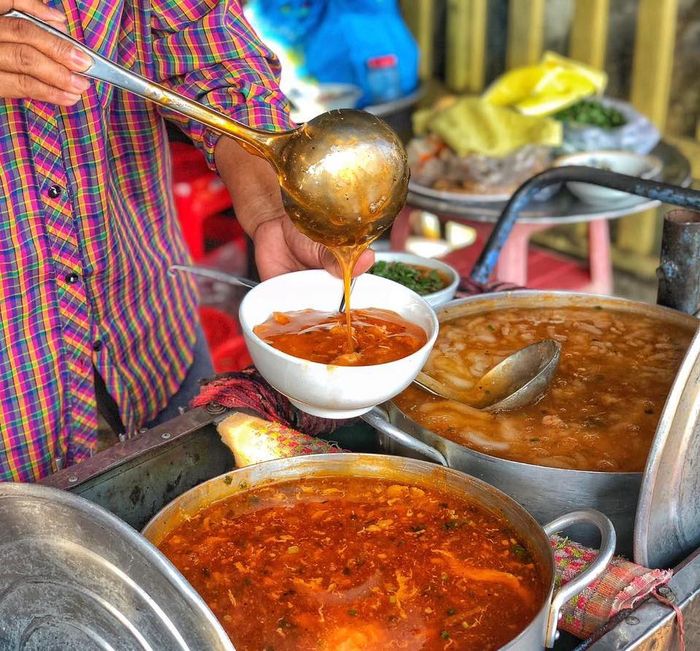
[253,307,427,366]
[158,477,546,651]
[395,306,696,471]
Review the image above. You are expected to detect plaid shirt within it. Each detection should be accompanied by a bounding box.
[0,0,291,481]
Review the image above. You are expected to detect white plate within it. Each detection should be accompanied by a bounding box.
[408,180,513,203]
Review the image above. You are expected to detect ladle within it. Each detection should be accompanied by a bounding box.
[8,10,409,250]
[414,339,561,412]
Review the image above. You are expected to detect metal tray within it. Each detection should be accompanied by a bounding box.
[405,140,691,225]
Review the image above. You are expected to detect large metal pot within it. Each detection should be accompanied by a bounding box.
[364,291,698,557]
[143,453,614,650]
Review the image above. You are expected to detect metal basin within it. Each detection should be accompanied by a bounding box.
[143,453,615,649]
[367,291,698,556]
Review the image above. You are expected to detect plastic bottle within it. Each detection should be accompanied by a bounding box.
[366,54,402,105]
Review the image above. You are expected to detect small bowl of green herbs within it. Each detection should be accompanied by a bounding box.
[370,252,459,307]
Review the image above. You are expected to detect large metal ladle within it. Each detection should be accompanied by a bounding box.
[414,339,561,412]
[8,10,409,249]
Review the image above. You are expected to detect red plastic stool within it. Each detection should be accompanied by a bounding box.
[171,142,234,261]
[199,306,239,352]
[212,337,252,373]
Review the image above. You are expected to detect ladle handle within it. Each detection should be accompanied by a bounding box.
[470,166,700,284]
[5,10,283,159]
[169,265,259,290]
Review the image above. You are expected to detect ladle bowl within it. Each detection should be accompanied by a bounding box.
[275,110,409,247]
[414,339,562,412]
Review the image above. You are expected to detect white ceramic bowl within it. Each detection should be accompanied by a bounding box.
[371,251,460,307]
[239,270,439,419]
[553,150,663,206]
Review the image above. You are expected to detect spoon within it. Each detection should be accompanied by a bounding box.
[8,10,409,251]
[414,339,561,412]
[169,264,356,312]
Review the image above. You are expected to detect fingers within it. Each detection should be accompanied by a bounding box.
[0,0,66,24]
[0,2,92,103]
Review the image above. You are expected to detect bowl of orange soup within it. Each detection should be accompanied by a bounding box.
[239,270,439,418]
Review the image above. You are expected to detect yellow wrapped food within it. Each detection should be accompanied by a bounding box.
[483,51,608,116]
[415,96,562,158]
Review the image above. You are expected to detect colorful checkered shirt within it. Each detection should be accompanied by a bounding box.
[0,0,291,481]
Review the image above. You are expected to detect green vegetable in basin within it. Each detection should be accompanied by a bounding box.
[554,99,626,129]
[370,261,449,296]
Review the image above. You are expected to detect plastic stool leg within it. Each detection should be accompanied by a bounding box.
[389,206,413,250]
[587,220,613,295]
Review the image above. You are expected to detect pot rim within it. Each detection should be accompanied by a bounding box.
[387,289,698,476]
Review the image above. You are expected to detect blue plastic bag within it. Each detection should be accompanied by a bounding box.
[304,0,419,106]
[246,0,419,107]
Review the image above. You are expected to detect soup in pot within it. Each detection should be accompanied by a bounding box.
[159,477,546,651]
[395,306,696,471]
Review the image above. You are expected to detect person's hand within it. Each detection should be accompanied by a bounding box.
[0,0,92,105]
[252,214,375,280]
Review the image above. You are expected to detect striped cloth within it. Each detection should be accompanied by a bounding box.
[0,0,292,481]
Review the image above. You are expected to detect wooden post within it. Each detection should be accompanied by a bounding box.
[569,0,609,69]
[506,0,546,69]
[445,0,488,93]
[615,0,679,262]
[399,0,435,81]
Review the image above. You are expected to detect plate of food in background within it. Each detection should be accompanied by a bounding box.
[407,52,661,205]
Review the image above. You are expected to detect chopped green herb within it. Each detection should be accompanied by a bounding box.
[447,608,457,616]
[444,519,460,531]
[512,544,531,562]
[554,99,627,129]
[222,475,233,485]
[441,630,451,640]
[370,260,449,296]
[348,608,358,617]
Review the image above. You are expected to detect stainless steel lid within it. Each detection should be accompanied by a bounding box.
[635,325,700,569]
[0,482,234,650]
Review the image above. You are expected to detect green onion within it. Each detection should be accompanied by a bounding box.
[554,99,626,129]
[370,260,448,295]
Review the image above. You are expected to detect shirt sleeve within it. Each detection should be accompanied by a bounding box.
[149,0,294,169]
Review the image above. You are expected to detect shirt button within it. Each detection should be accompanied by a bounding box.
[92,340,103,352]
[47,185,63,198]
[64,273,79,284]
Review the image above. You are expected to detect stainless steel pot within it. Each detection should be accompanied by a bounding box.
[364,291,698,557]
[143,454,614,650]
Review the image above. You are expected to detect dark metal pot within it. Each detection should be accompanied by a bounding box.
[364,291,698,557]
[142,453,615,649]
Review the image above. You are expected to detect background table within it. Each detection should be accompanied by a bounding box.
[391,141,692,292]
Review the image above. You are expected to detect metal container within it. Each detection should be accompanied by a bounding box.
[365,291,698,556]
[0,482,233,651]
[143,453,615,649]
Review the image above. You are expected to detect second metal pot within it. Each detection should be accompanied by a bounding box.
[365,290,698,556]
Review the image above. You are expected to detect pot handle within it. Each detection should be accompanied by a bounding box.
[361,407,448,467]
[542,508,616,648]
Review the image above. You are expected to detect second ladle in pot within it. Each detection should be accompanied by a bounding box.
[7,10,409,250]
[414,339,562,412]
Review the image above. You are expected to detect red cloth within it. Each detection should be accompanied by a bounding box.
[191,368,351,437]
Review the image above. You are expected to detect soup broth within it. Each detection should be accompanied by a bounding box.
[395,306,696,471]
[254,307,427,366]
[159,477,546,651]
